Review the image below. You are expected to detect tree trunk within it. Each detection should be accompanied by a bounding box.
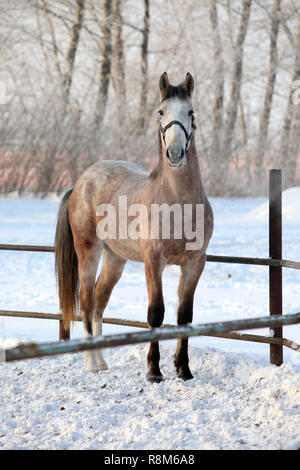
[221,0,252,192]
[139,0,150,131]
[95,0,113,127]
[254,0,281,186]
[208,0,224,189]
[62,0,85,106]
[112,0,126,126]
[40,0,63,80]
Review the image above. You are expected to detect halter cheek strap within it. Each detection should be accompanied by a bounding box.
[160,120,193,151]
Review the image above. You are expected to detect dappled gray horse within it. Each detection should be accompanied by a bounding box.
[55,72,214,381]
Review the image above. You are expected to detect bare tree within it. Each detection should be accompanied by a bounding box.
[62,0,85,106]
[112,0,126,126]
[208,0,224,187]
[221,0,252,191]
[38,0,64,80]
[95,0,113,127]
[254,0,281,185]
[1,0,299,197]
[33,0,86,195]
[281,13,300,187]
[139,0,150,130]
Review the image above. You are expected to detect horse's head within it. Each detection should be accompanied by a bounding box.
[158,72,195,168]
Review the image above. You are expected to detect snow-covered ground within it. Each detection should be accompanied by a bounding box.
[1,345,299,450]
[0,191,299,450]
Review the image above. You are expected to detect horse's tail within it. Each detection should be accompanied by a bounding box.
[55,188,79,333]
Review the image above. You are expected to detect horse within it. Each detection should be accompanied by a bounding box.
[55,72,214,382]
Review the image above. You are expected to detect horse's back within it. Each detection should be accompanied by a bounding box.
[71,160,148,206]
[84,160,149,182]
[68,160,149,242]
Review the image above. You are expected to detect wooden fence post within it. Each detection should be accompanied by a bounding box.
[269,169,283,365]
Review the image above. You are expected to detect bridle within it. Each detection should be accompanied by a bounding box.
[159,116,194,151]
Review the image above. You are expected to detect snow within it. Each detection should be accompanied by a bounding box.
[0,192,299,450]
[244,187,300,225]
[0,345,299,450]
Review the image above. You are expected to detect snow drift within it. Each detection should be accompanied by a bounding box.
[244,187,300,225]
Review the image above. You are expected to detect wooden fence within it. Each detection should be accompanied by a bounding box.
[2,313,299,363]
[0,169,300,364]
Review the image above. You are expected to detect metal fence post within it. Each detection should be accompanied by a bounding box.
[269,169,283,365]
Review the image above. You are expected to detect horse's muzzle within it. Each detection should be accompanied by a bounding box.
[166,148,186,167]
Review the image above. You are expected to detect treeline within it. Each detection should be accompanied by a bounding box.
[0,0,299,197]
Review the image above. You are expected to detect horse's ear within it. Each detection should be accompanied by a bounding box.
[183,72,194,96]
[159,72,169,99]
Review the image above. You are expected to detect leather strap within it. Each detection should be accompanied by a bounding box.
[160,120,192,150]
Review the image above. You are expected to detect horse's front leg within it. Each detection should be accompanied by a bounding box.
[144,253,166,383]
[175,255,206,380]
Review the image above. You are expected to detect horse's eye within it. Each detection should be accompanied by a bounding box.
[188,110,194,116]
[158,110,164,116]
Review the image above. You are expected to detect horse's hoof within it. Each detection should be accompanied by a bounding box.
[146,373,165,383]
[177,368,194,381]
[87,369,99,374]
[98,363,108,371]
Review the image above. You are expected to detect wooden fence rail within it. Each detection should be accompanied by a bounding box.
[0,309,299,353]
[1,243,300,270]
[2,313,300,363]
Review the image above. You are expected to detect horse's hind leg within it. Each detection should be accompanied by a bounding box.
[174,255,206,380]
[93,246,127,370]
[77,240,102,372]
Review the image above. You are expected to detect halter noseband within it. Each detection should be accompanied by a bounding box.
[160,120,193,151]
